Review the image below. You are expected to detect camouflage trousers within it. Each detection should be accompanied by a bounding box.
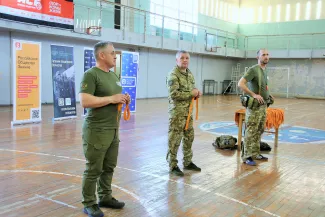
[167,115,194,169]
[241,104,267,161]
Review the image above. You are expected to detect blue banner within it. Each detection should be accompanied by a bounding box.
[83,48,96,116]
[51,45,76,120]
[121,51,138,112]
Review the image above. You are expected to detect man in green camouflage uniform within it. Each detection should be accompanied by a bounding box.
[166,50,202,176]
[238,49,273,166]
[79,41,130,217]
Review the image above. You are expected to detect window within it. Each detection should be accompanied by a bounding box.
[163,0,178,30]
[276,4,281,22]
[215,0,219,18]
[228,4,232,21]
[239,7,254,24]
[296,3,300,20]
[267,6,272,22]
[210,0,214,17]
[219,1,223,19]
[232,5,239,23]
[258,6,262,22]
[150,0,164,27]
[286,4,290,21]
[163,0,177,19]
[205,0,210,15]
[200,0,205,14]
[305,1,311,20]
[224,2,228,20]
[179,0,198,33]
[150,0,198,34]
[316,0,322,19]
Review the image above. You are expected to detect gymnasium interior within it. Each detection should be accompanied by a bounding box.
[0,0,325,216]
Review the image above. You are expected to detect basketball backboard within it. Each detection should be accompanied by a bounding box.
[205,33,220,52]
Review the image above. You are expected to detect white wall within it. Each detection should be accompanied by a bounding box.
[0,30,237,105]
[239,58,325,98]
[137,50,238,98]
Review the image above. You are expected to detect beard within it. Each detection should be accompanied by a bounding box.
[262,60,269,64]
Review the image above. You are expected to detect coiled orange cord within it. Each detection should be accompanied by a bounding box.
[117,99,131,121]
[185,97,199,130]
[123,103,131,121]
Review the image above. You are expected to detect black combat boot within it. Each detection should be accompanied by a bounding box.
[184,162,201,171]
[83,204,104,217]
[98,197,125,209]
[170,166,184,176]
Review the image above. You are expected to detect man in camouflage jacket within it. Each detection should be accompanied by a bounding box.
[166,50,202,176]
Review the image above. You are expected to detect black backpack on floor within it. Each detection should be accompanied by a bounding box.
[240,141,272,151]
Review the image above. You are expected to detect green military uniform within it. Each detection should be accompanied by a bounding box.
[166,66,196,169]
[241,64,269,161]
[79,67,122,208]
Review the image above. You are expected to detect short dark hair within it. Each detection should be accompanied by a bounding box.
[176,50,189,59]
[94,41,113,60]
[257,48,267,56]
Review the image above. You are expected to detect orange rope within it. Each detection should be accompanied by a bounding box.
[117,102,131,121]
[265,108,284,129]
[117,104,122,122]
[185,97,199,130]
[123,103,131,121]
[234,108,284,130]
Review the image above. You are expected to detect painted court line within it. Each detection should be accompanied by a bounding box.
[35,194,77,209]
[112,185,140,201]
[0,149,280,217]
[117,167,281,217]
[47,185,76,195]
[0,169,152,216]
[0,169,140,203]
[0,201,25,211]
[48,187,81,200]
[0,200,40,215]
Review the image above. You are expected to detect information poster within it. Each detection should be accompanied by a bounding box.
[51,44,76,120]
[121,51,138,113]
[12,40,42,126]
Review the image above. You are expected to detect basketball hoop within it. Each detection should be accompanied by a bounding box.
[86,26,102,35]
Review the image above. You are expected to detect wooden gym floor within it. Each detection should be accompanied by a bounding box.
[0,95,324,217]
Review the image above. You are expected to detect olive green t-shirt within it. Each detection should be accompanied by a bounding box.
[243,64,269,101]
[80,67,122,130]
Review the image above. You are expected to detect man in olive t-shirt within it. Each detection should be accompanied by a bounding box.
[238,49,273,166]
[79,42,129,217]
[243,65,269,102]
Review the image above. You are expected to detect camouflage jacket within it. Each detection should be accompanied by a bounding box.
[166,66,196,117]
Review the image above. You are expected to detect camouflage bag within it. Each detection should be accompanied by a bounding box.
[239,68,263,109]
[212,135,238,150]
[240,95,257,109]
